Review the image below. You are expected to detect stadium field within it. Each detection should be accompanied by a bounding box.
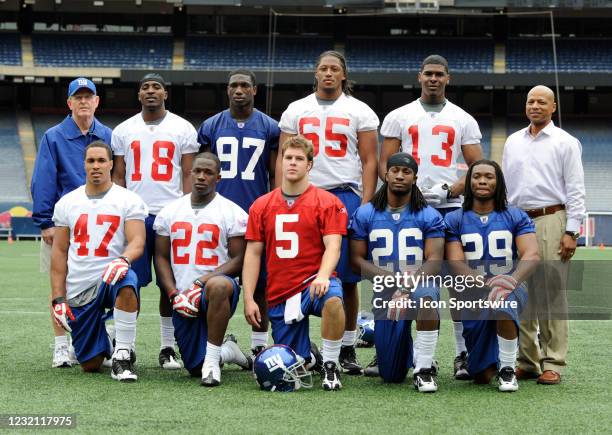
[1,241,610,434]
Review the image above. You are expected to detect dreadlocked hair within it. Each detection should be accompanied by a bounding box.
[463,159,508,212]
[313,50,354,96]
[370,181,428,212]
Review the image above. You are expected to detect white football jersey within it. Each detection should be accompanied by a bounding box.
[381,99,481,205]
[53,184,148,299]
[279,93,379,195]
[111,111,200,214]
[153,193,248,292]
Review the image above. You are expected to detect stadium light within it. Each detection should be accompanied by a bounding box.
[135,0,142,5]
[93,0,104,5]
[55,0,61,4]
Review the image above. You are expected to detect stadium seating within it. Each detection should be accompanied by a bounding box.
[478,117,492,159]
[31,33,173,69]
[506,38,612,73]
[0,111,29,202]
[562,120,612,211]
[345,38,494,72]
[185,36,334,70]
[0,32,22,66]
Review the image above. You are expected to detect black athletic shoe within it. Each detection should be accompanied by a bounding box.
[321,361,342,391]
[363,354,379,377]
[249,345,266,369]
[339,345,363,375]
[111,349,137,382]
[454,351,471,380]
[413,368,437,393]
[497,366,519,392]
[309,341,324,374]
[159,347,182,370]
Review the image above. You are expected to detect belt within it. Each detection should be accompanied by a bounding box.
[524,204,565,219]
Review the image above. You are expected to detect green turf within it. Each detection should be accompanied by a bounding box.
[1,241,611,434]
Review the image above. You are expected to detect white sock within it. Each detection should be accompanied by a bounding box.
[453,321,467,356]
[321,338,342,364]
[160,316,175,350]
[342,330,357,347]
[414,330,438,374]
[114,308,137,354]
[498,336,518,370]
[205,342,221,367]
[250,331,268,350]
[54,335,68,347]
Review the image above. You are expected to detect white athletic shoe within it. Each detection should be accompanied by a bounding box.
[111,349,137,382]
[413,368,438,393]
[67,344,79,365]
[52,343,73,368]
[497,367,519,392]
[201,362,221,387]
[221,338,251,370]
[159,347,183,370]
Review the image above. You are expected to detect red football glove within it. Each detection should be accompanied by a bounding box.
[172,282,203,318]
[52,297,75,332]
[102,257,130,285]
[387,289,410,322]
[485,274,518,291]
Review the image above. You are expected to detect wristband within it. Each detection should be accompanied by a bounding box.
[168,289,179,301]
[193,279,205,288]
[52,296,66,305]
[119,256,131,266]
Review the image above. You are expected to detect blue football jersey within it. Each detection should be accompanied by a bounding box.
[349,203,445,272]
[444,207,535,276]
[198,109,280,212]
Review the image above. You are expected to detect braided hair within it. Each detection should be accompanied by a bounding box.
[463,159,508,212]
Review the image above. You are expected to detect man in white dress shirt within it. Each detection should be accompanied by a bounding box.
[502,85,586,385]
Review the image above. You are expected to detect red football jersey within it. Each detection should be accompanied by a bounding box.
[246,185,348,307]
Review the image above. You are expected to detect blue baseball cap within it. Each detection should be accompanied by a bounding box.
[68,77,97,97]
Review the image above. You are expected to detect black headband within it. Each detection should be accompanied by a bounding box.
[387,152,418,174]
[139,73,166,90]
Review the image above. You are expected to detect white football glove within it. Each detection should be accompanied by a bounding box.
[172,283,203,318]
[387,289,410,321]
[485,274,518,291]
[102,257,130,285]
[422,183,449,208]
[52,297,75,332]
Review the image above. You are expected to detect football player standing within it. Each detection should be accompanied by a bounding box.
[111,73,199,370]
[198,69,280,360]
[244,136,348,390]
[154,152,250,386]
[50,141,147,382]
[350,153,445,392]
[277,51,379,375]
[378,54,484,379]
[445,160,540,391]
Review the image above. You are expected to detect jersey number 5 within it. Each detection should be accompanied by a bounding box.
[74,214,120,257]
[299,117,350,157]
[171,222,220,266]
[275,214,298,259]
[130,140,175,182]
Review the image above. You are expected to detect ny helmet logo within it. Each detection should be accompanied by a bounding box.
[78,79,88,86]
[264,354,285,372]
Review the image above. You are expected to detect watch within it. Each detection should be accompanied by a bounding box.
[565,231,580,240]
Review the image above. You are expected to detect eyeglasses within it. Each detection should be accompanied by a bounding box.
[71,94,95,101]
